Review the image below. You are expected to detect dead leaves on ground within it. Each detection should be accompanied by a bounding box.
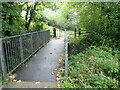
[88,56,96,61]
[8,74,16,79]
[17,80,22,83]
[51,66,64,88]
[56,67,64,88]
[35,82,40,84]
[58,58,64,64]
[51,72,54,75]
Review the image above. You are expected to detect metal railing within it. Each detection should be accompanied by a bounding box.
[64,29,68,78]
[0,59,2,80]
[0,30,50,79]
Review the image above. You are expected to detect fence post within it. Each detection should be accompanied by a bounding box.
[19,37,24,61]
[53,28,56,37]
[74,28,77,38]
[0,38,7,78]
[64,29,68,77]
[30,35,33,53]
[48,30,50,40]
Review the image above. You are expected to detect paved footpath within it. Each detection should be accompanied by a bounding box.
[2,37,64,88]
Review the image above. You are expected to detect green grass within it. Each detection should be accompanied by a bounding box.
[62,46,119,88]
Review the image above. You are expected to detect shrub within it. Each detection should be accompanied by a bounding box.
[62,46,119,88]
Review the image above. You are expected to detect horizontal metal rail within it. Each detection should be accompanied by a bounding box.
[0,30,50,79]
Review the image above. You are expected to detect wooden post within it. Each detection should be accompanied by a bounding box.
[78,28,81,36]
[74,28,77,38]
[53,28,56,37]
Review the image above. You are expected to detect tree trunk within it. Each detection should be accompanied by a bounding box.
[26,2,39,32]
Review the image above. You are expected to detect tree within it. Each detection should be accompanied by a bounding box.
[25,1,39,31]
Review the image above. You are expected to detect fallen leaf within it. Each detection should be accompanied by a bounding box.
[9,75,16,79]
[56,74,60,77]
[51,72,54,75]
[17,80,21,83]
[9,76,13,79]
[57,81,61,83]
[88,56,95,60]
[61,80,63,82]
[35,82,40,84]
[56,77,60,81]
[13,79,17,82]
[57,84,60,87]
[54,69,57,71]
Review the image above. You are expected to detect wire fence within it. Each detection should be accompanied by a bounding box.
[0,30,50,79]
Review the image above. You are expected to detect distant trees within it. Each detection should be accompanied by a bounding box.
[66,2,120,47]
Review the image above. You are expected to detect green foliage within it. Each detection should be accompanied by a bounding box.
[65,2,120,88]
[41,2,77,30]
[2,2,53,37]
[62,80,74,88]
[2,2,26,37]
[67,2,120,47]
[62,46,119,88]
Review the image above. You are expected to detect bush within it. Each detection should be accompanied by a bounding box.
[68,33,120,56]
[62,46,119,88]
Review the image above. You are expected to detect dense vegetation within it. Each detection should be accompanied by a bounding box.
[61,2,120,88]
[1,2,56,37]
[62,46,119,88]
[68,2,120,53]
[1,1,120,88]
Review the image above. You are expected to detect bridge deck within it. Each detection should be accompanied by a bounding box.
[14,37,64,82]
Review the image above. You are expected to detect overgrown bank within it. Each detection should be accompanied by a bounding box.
[62,45,119,88]
[61,2,120,86]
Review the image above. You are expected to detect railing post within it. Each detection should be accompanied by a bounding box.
[30,35,33,53]
[0,38,7,78]
[47,30,50,41]
[64,29,68,77]
[19,37,24,61]
[49,30,50,40]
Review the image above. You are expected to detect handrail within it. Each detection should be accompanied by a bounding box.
[0,30,50,79]
[2,30,49,40]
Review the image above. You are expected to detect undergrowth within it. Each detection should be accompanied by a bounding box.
[62,46,120,88]
[68,33,120,55]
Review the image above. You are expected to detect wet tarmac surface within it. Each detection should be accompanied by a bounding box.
[14,37,64,82]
